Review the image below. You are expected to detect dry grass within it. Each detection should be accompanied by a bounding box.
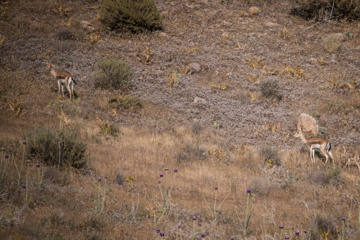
[1,0,360,239]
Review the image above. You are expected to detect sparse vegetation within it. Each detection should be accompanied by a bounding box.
[292,0,360,21]
[93,59,133,90]
[1,0,360,239]
[100,0,162,32]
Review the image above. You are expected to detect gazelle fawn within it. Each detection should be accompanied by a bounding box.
[294,128,334,165]
[50,68,77,100]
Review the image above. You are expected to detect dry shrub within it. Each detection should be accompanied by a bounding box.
[43,166,71,185]
[100,0,162,33]
[260,79,279,99]
[108,95,142,110]
[55,27,76,41]
[191,121,203,134]
[309,167,342,186]
[260,145,281,167]
[292,0,360,21]
[25,127,87,169]
[308,214,337,240]
[53,40,74,52]
[93,59,133,90]
[175,143,207,163]
[248,176,278,196]
[322,35,341,53]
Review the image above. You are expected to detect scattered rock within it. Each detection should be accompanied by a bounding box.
[80,21,94,31]
[189,63,201,73]
[249,6,261,15]
[194,97,206,104]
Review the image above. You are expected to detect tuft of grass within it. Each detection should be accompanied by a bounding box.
[100,0,162,33]
[25,127,87,169]
[310,167,342,186]
[93,59,133,91]
[323,35,341,53]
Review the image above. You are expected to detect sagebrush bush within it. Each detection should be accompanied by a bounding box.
[108,95,142,110]
[260,79,279,99]
[100,0,162,33]
[292,0,360,21]
[25,128,87,169]
[93,59,133,90]
[260,145,281,167]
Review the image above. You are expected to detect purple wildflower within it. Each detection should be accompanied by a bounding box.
[160,174,164,178]
[36,164,40,168]
[279,225,284,229]
[247,189,251,194]
[98,177,102,182]
[9,149,12,154]
[177,225,181,228]
[160,232,165,237]
[174,169,178,173]
[295,232,300,236]
[198,222,202,227]
[22,185,26,189]
[5,155,9,159]
[342,217,346,221]
[23,140,26,145]
[158,180,161,184]
[285,236,289,239]
[201,234,206,238]
[156,229,160,233]
[153,207,156,210]
[215,187,218,190]
[192,216,196,220]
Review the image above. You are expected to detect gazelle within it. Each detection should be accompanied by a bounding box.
[50,68,77,100]
[294,128,334,164]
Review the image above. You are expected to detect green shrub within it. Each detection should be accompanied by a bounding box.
[260,79,279,99]
[108,95,142,110]
[100,0,162,33]
[25,128,87,169]
[292,0,360,21]
[93,59,133,90]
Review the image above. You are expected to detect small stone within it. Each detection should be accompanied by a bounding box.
[159,32,167,38]
[194,97,206,104]
[249,6,261,15]
[189,63,201,73]
[80,21,95,31]
[264,22,280,27]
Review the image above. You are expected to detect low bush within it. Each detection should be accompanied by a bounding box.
[25,128,87,169]
[175,143,207,163]
[108,95,142,110]
[93,59,133,90]
[322,35,341,53]
[260,145,281,167]
[260,79,279,99]
[292,0,360,21]
[100,0,162,33]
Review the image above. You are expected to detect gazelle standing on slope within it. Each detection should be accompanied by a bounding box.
[294,128,334,165]
[50,68,77,100]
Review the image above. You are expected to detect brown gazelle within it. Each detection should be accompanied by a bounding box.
[50,68,77,100]
[294,128,334,165]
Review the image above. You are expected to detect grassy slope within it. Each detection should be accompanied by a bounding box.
[1,0,360,239]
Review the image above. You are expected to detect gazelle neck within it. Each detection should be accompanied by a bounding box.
[298,131,308,144]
